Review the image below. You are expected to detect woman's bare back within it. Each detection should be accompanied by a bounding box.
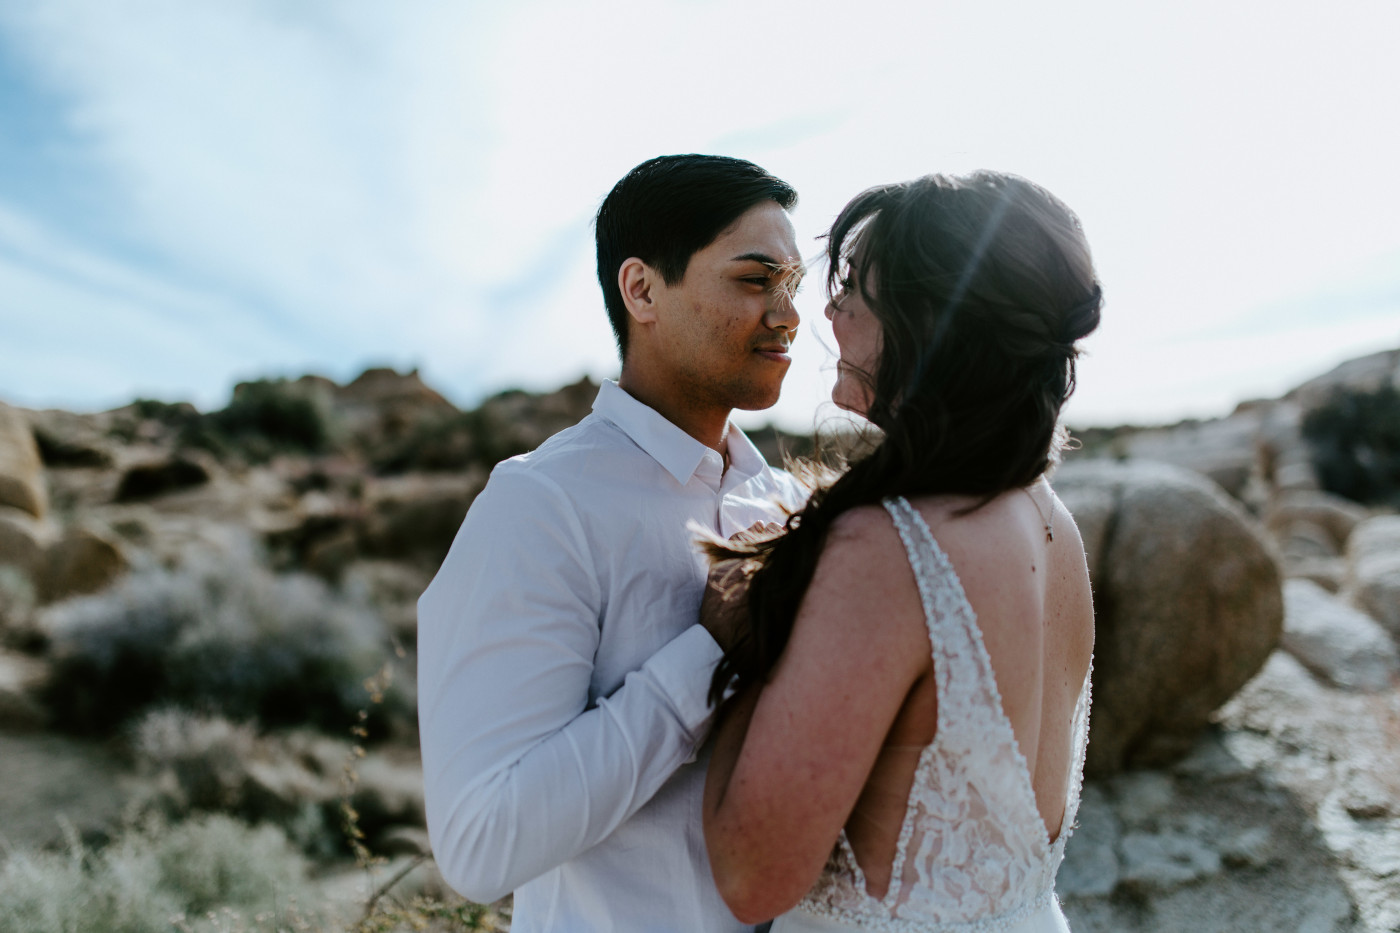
[842,479,1095,899]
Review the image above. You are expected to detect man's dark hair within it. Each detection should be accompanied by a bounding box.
[594,154,797,359]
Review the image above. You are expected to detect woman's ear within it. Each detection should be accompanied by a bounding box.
[619,257,659,325]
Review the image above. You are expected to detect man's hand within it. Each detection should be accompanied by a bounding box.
[700,558,752,653]
[699,521,782,652]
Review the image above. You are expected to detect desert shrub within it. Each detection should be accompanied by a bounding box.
[0,838,178,933]
[42,543,397,735]
[128,709,346,858]
[0,815,319,933]
[130,708,260,812]
[105,399,202,445]
[151,815,313,916]
[183,379,334,462]
[131,398,201,426]
[353,897,510,932]
[1301,384,1400,506]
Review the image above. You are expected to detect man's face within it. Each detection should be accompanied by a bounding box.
[645,200,802,414]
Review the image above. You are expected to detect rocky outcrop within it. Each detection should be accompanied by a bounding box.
[264,471,487,578]
[0,403,47,518]
[0,509,46,581]
[1266,489,1369,551]
[358,472,486,567]
[1213,651,1400,932]
[115,455,211,502]
[1053,460,1284,774]
[1075,398,1315,505]
[0,511,126,610]
[1063,645,1400,931]
[1282,579,1398,691]
[1286,347,1400,411]
[1069,351,1400,515]
[25,408,117,468]
[335,367,453,416]
[39,528,127,604]
[1343,515,1400,640]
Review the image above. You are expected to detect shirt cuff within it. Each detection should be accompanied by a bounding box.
[644,623,726,737]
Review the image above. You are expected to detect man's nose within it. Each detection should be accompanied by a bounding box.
[766,291,800,333]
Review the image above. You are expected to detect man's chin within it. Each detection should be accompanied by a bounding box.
[729,384,784,412]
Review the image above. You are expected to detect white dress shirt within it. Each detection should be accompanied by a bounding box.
[419,380,806,932]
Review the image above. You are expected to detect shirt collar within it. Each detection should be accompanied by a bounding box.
[591,379,766,487]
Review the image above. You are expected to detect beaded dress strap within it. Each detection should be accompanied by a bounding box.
[880,496,975,645]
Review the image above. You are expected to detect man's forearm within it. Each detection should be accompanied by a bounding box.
[423,623,723,902]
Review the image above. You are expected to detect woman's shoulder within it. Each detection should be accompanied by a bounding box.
[809,505,922,600]
[822,501,920,563]
[826,501,898,538]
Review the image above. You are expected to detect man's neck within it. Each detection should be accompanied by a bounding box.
[617,371,731,460]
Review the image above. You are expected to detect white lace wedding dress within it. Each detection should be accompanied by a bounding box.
[771,497,1091,933]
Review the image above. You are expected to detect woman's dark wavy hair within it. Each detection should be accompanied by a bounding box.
[707,171,1102,708]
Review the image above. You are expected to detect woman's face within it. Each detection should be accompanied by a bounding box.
[825,257,882,417]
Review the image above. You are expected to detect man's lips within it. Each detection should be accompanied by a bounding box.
[753,343,791,363]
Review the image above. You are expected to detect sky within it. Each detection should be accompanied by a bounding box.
[1,0,1398,434]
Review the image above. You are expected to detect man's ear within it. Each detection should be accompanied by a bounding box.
[619,257,660,325]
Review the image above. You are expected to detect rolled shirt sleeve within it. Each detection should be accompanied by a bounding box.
[418,465,724,904]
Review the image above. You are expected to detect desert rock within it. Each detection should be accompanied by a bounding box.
[0,508,45,579]
[1053,460,1284,774]
[1344,515,1400,640]
[0,403,47,518]
[39,528,127,604]
[115,455,211,502]
[1267,489,1369,549]
[1283,579,1398,691]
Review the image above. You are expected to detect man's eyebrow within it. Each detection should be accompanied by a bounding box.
[730,253,807,277]
[730,252,784,267]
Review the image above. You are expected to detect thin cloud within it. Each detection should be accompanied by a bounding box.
[0,0,1397,430]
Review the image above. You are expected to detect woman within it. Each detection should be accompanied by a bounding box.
[700,171,1102,932]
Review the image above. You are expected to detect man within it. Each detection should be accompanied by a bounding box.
[419,154,807,931]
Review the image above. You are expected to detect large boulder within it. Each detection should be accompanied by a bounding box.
[39,528,127,604]
[1343,515,1400,639]
[1053,460,1284,774]
[0,513,125,610]
[0,403,47,518]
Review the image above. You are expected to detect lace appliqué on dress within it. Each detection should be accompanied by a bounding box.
[794,497,1092,931]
